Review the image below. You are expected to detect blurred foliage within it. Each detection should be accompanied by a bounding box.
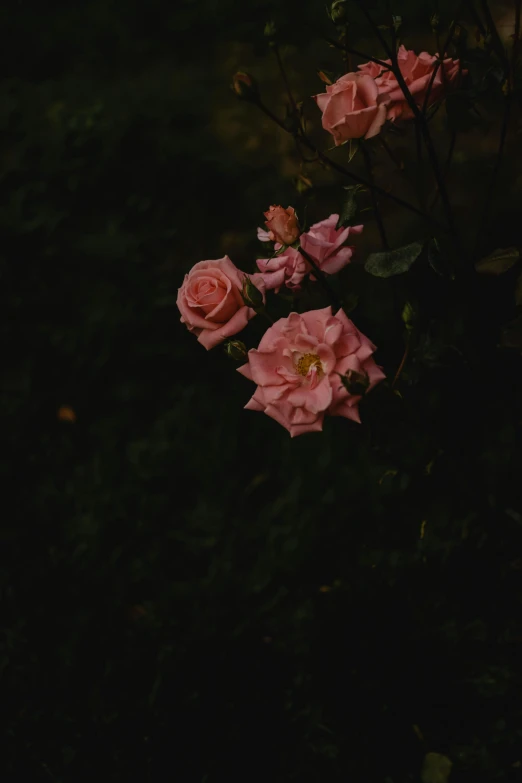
[2,1,522,782]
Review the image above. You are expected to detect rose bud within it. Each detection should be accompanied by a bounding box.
[231,72,259,102]
[338,369,370,396]
[264,205,300,246]
[224,340,248,361]
[241,275,265,310]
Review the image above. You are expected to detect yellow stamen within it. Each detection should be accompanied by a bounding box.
[296,352,323,377]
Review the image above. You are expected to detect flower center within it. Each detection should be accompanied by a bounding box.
[295,352,323,378]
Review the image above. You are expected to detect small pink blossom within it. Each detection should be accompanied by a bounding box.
[264,205,300,246]
[238,306,385,436]
[257,227,271,242]
[313,72,388,145]
[256,246,308,293]
[177,256,263,350]
[358,45,465,121]
[300,215,363,277]
[256,215,363,293]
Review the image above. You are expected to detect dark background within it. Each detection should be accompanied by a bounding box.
[2,0,522,781]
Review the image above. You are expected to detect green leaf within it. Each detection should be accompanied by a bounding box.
[365,241,424,278]
[475,247,520,275]
[336,185,363,230]
[421,752,453,783]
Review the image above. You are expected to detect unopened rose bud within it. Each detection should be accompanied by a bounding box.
[295,174,313,194]
[241,275,265,309]
[451,24,466,45]
[338,369,370,396]
[224,339,248,361]
[430,13,440,32]
[264,20,277,39]
[231,72,259,102]
[264,205,300,246]
[330,0,348,24]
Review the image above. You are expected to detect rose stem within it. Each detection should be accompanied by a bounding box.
[253,98,444,231]
[472,1,519,257]
[353,0,462,257]
[273,43,299,117]
[297,245,343,311]
[360,140,389,251]
[392,338,410,389]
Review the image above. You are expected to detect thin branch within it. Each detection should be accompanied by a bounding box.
[422,12,464,115]
[353,0,394,58]
[392,338,410,389]
[322,36,392,70]
[360,141,389,250]
[472,2,518,256]
[350,0,458,244]
[480,0,511,76]
[297,246,342,310]
[273,44,299,115]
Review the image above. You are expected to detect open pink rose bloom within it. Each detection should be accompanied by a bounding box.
[238,307,385,436]
[177,256,263,350]
[358,45,464,121]
[313,71,388,144]
[256,215,363,293]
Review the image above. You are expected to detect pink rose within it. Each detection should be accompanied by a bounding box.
[177,256,263,350]
[358,45,465,121]
[264,205,300,246]
[256,215,363,292]
[313,72,388,145]
[238,306,385,437]
[300,215,363,277]
[256,245,308,293]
